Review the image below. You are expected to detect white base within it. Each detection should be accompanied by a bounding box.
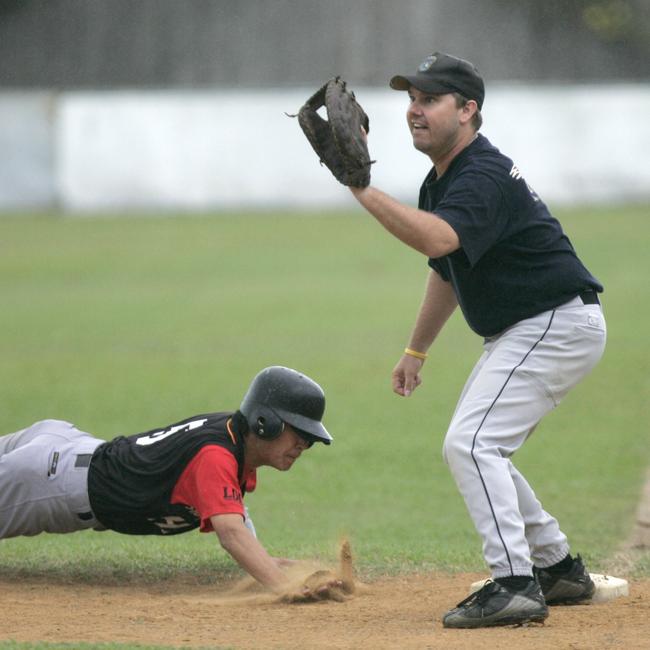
[469,573,629,604]
[586,574,629,603]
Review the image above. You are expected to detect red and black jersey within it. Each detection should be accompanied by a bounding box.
[87,411,252,535]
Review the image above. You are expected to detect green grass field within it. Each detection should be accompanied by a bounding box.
[0,205,649,648]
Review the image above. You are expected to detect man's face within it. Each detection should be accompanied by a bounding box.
[262,425,312,471]
[406,87,462,158]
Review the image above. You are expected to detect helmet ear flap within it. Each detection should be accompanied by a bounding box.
[240,366,331,444]
[251,407,284,440]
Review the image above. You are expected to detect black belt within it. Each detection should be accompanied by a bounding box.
[75,453,93,468]
[74,454,95,520]
[66,453,96,521]
[579,290,600,305]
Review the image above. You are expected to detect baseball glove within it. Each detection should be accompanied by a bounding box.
[296,77,373,188]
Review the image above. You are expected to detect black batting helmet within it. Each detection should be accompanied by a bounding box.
[239,366,332,445]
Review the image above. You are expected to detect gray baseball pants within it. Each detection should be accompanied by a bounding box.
[0,419,104,538]
[442,295,606,579]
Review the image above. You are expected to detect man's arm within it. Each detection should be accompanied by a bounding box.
[211,513,289,593]
[242,506,295,567]
[350,185,460,258]
[393,270,458,396]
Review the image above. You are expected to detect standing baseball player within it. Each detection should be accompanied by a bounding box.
[343,53,605,627]
[0,366,338,598]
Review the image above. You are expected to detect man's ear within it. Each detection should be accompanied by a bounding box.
[460,99,478,125]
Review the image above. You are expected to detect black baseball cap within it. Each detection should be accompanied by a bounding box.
[390,52,485,110]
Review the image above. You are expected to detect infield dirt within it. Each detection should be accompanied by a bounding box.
[2,571,650,650]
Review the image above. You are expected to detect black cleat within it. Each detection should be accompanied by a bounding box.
[534,554,595,605]
[442,579,548,629]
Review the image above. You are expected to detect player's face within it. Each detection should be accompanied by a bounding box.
[406,88,462,159]
[265,425,311,471]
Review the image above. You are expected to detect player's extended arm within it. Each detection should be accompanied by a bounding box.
[211,513,289,592]
[393,270,458,397]
[350,185,460,258]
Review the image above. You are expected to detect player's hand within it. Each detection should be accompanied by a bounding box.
[300,576,346,601]
[392,355,423,397]
[281,571,348,603]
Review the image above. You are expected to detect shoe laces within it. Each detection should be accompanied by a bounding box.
[454,580,501,609]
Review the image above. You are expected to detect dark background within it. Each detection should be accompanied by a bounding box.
[1,0,648,88]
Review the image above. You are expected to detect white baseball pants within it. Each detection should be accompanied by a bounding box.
[0,419,103,538]
[442,295,606,578]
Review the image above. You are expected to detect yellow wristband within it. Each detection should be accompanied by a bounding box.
[404,347,428,361]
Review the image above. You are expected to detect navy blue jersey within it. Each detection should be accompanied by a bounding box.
[421,134,602,336]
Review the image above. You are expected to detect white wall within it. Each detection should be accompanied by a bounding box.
[2,85,649,212]
[0,92,56,208]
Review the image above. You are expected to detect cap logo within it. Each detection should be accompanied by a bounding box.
[418,54,437,72]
